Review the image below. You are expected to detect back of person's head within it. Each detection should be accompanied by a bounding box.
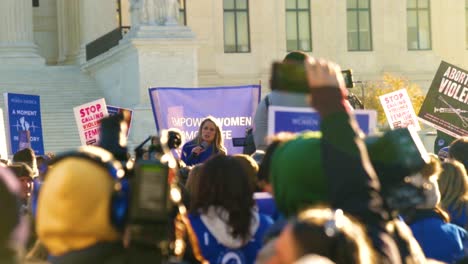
[8,163,34,201]
[257,132,296,191]
[438,160,468,214]
[233,154,259,192]
[0,164,23,252]
[416,155,443,210]
[8,163,34,180]
[36,146,125,256]
[275,208,374,264]
[13,148,37,176]
[190,154,254,241]
[270,132,327,217]
[250,150,265,167]
[283,50,309,64]
[448,137,468,172]
[185,164,203,196]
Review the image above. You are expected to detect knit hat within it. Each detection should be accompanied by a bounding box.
[36,157,120,256]
[270,132,328,217]
[0,165,21,245]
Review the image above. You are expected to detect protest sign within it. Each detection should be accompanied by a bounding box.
[379,89,421,131]
[149,85,261,155]
[267,106,377,136]
[3,93,45,155]
[418,61,468,137]
[107,105,133,136]
[0,108,8,159]
[73,98,108,146]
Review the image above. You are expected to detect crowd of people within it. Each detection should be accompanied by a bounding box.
[0,52,468,264]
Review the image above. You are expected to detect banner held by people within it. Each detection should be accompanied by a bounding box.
[74,98,108,146]
[149,85,261,155]
[3,93,45,156]
[379,89,421,131]
[418,61,468,137]
[267,106,377,136]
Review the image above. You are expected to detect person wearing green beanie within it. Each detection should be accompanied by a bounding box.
[270,132,328,217]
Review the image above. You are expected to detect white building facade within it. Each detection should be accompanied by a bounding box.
[0,0,466,152]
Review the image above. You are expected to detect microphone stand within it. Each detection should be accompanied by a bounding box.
[135,136,152,160]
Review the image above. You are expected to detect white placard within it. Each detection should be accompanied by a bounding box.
[73,98,108,146]
[379,89,421,131]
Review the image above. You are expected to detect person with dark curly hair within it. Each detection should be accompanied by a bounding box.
[188,155,272,264]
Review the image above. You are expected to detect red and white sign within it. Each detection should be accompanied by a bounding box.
[73,98,108,146]
[379,89,421,131]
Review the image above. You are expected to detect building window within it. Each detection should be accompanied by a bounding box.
[179,0,187,25]
[407,0,431,50]
[223,0,251,53]
[347,0,372,51]
[285,0,312,52]
[33,0,39,7]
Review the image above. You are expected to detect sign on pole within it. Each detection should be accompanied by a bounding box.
[73,98,108,146]
[267,106,377,136]
[379,89,421,131]
[107,105,134,136]
[418,61,468,137]
[0,108,8,159]
[3,93,45,155]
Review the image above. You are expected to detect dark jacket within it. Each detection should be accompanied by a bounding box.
[48,242,128,264]
[320,112,404,263]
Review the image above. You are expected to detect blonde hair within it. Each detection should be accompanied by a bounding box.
[196,116,227,155]
[438,160,468,219]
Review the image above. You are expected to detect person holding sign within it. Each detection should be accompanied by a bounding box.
[181,116,227,166]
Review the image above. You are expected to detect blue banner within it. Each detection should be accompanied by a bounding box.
[268,106,376,135]
[3,93,45,155]
[149,85,261,154]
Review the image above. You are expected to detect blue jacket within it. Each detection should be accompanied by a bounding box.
[447,205,468,230]
[254,192,280,221]
[189,208,273,264]
[405,209,467,263]
[181,141,217,166]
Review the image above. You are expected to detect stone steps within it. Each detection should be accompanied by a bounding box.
[0,65,104,155]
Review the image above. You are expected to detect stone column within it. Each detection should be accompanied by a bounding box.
[78,0,119,64]
[57,0,82,64]
[0,0,44,64]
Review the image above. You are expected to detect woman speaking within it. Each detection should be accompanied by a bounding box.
[181,116,227,166]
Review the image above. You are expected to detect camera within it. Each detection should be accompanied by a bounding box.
[341,69,354,89]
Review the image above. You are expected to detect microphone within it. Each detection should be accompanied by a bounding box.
[187,141,209,160]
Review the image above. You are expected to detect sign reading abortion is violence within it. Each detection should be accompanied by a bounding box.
[379,89,421,131]
[418,61,468,137]
[149,85,261,154]
[74,98,108,146]
[3,93,44,156]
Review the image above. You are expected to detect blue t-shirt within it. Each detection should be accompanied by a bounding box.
[189,213,273,264]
